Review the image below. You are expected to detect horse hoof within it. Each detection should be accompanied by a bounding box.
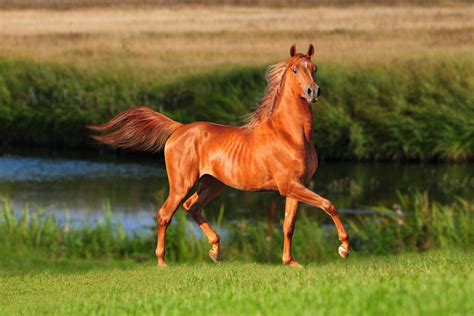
[208,249,219,263]
[157,261,168,268]
[288,260,304,269]
[283,259,304,269]
[338,245,350,259]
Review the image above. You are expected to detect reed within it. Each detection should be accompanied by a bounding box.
[1,192,472,263]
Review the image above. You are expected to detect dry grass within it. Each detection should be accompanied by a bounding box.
[1,5,473,79]
[1,1,471,10]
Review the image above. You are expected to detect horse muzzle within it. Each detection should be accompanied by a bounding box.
[306,86,320,103]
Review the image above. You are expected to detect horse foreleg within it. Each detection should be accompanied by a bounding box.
[183,177,224,263]
[287,183,350,259]
[282,197,303,268]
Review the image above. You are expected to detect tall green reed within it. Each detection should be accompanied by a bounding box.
[348,192,474,254]
[0,55,472,160]
[1,192,472,263]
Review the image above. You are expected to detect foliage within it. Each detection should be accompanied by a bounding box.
[0,56,473,160]
[1,193,472,263]
[0,197,154,261]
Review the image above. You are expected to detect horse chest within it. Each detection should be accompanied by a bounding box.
[299,143,318,183]
[275,140,317,184]
[305,145,318,182]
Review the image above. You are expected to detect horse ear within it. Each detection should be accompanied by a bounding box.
[290,44,296,57]
[307,44,315,58]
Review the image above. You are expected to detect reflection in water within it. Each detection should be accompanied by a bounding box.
[1,153,473,233]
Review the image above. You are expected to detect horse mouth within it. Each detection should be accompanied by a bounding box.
[302,96,318,103]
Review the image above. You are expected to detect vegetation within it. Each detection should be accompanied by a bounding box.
[1,193,472,264]
[0,56,473,160]
[2,0,471,10]
[1,6,472,75]
[1,191,473,314]
[0,4,471,315]
[0,5,473,160]
[1,250,473,315]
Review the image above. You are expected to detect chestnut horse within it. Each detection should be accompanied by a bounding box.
[88,44,350,267]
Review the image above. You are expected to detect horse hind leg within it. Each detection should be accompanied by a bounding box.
[182,176,224,263]
[155,177,198,267]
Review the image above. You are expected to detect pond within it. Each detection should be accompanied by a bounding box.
[1,150,473,234]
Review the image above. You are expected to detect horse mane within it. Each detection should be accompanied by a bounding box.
[244,59,290,127]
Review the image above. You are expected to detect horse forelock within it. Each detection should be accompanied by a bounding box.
[244,56,303,127]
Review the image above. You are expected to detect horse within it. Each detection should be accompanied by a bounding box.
[88,44,350,268]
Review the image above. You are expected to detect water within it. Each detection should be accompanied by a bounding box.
[1,151,473,233]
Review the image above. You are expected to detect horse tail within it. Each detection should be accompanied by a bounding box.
[87,107,182,153]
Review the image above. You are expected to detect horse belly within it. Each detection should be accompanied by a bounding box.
[202,153,277,191]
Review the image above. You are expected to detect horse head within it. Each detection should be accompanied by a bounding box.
[287,44,320,104]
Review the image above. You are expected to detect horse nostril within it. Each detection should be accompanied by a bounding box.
[307,88,312,96]
[317,87,321,97]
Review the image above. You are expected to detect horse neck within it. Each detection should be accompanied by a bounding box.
[270,74,314,144]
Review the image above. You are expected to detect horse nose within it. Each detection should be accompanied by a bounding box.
[317,87,321,97]
[307,87,313,96]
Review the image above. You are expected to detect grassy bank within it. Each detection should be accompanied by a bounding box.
[1,250,473,315]
[1,193,473,264]
[0,56,473,160]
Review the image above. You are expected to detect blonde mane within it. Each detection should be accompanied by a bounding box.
[244,60,289,127]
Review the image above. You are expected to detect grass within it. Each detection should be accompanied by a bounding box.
[1,192,472,314]
[1,0,471,10]
[0,250,473,315]
[0,6,473,77]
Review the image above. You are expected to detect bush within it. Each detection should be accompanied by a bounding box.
[0,56,473,160]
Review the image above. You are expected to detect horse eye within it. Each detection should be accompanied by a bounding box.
[292,68,298,74]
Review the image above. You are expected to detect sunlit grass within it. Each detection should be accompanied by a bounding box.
[0,250,473,315]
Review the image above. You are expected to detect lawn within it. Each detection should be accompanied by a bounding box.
[1,250,473,315]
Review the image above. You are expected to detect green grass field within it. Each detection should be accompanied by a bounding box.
[1,250,473,315]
